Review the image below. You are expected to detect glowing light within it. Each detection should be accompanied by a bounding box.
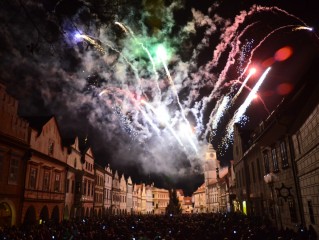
[74,33,82,39]
[141,100,185,148]
[274,46,293,61]
[155,105,170,126]
[293,26,313,31]
[156,44,168,62]
[249,67,257,74]
[277,83,293,95]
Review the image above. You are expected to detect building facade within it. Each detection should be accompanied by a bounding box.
[65,137,82,220]
[152,186,169,214]
[104,164,112,215]
[119,174,127,214]
[23,117,67,224]
[126,176,133,214]
[0,84,30,227]
[94,164,105,217]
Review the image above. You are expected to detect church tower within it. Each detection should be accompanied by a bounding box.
[203,144,220,184]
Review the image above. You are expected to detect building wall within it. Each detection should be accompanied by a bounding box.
[104,165,112,214]
[119,175,127,214]
[0,84,29,227]
[152,187,169,214]
[65,137,82,220]
[94,166,104,217]
[112,171,120,214]
[23,118,68,224]
[192,186,206,213]
[81,148,95,217]
[146,185,153,214]
[292,103,319,234]
[126,177,133,214]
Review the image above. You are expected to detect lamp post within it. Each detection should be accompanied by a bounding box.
[264,173,279,229]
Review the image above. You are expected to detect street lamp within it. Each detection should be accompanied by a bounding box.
[264,173,279,229]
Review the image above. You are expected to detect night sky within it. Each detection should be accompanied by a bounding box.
[1,0,318,195]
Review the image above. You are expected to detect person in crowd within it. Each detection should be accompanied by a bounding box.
[0,212,312,240]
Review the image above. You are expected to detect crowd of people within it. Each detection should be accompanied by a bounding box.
[0,213,317,240]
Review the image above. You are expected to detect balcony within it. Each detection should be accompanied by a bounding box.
[24,189,64,201]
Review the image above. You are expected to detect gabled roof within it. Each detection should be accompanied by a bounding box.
[24,115,53,134]
[193,183,205,194]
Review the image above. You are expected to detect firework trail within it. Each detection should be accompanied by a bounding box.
[140,108,161,135]
[76,34,106,54]
[76,33,144,92]
[231,68,256,105]
[113,105,139,140]
[203,5,307,109]
[157,48,198,153]
[115,22,161,97]
[238,24,313,83]
[141,100,185,148]
[205,95,230,140]
[225,67,271,140]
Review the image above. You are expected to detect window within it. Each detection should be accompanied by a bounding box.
[54,173,61,192]
[280,141,289,168]
[288,198,297,223]
[29,167,37,189]
[8,158,19,184]
[263,152,270,174]
[271,148,279,172]
[88,181,91,196]
[43,170,50,191]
